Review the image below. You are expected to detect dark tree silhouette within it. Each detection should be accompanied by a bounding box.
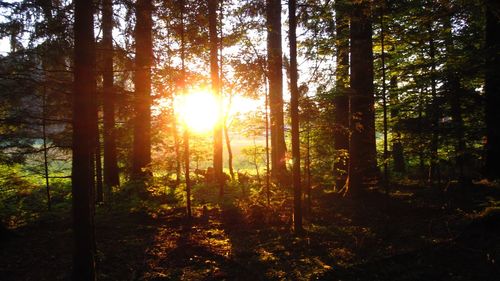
[208,0,224,194]
[72,0,97,279]
[132,0,153,179]
[266,0,287,185]
[102,0,120,193]
[347,0,376,194]
[485,0,500,180]
[334,0,350,189]
[288,0,302,234]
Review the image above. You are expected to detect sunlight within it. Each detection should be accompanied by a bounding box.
[175,88,220,133]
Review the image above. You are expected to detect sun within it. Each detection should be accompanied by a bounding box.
[175,89,220,133]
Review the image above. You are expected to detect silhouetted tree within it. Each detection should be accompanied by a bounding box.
[102,0,120,195]
[132,0,153,179]
[347,0,376,194]
[484,0,500,180]
[266,0,287,185]
[289,0,302,233]
[72,0,97,279]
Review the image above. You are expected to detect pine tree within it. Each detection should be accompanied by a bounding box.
[348,0,376,194]
[132,0,153,179]
[102,0,120,194]
[72,0,97,278]
[266,0,287,185]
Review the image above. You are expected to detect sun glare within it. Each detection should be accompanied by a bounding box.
[175,89,219,133]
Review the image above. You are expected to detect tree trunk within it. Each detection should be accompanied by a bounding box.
[265,76,271,206]
[42,83,51,211]
[184,128,192,218]
[347,0,376,195]
[102,0,120,195]
[334,0,349,189]
[484,0,500,180]
[390,76,406,173]
[428,28,440,185]
[266,0,287,185]
[443,11,467,183]
[95,134,103,203]
[289,0,302,233]
[224,115,234,181]
[380,2,389,192]
[72,0,97,279]
[252,137,261,185]
[132,0,152,179]
[173,107,182,187]
[180,0,191,218]
[209,0,224,195]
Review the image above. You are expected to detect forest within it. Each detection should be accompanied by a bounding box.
[0,0,499,280]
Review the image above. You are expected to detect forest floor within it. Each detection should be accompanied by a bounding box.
[1,181,499,281]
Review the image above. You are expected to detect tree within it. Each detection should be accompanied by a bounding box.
[289,0,302,233]
[333,0,350,189]
[132,0,153,179]
[72,0,97,279]
[484,0,500,180]
[208,0,224,194]
[347,0,376,194]
[102,0,120,195]
[266,0,287,184]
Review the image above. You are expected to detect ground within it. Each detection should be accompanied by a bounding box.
[1,181,499,280]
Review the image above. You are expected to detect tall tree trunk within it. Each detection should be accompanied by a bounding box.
[265,76,271,206]
[334,0,349,189]
[266,0,287,185]
[221,0,233,181]
[42,83,51,211]
[443,9,467,183]
[102,0,120,196]
[132,0,152,179]
[184,128,192,218]
[95,133,103,202]
[428,28,440,185]
[380,2,389,192]
[390,76,406,173]
[484,0,500,180]
[289,0,302,233]
[224,120,234,180]
[209,0,224,195]
[72,0,96,279]
[347,0,376,195]
[180,0,191,218]
[305,104,311,214]
[223,95,234,181]
[173,107,182,187]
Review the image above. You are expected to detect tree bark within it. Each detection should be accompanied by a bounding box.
[72,0,97,279]
[132,0,153,179]
[266,0,287,185]
[380,2,389,192]
[42,83,51,211]
[347,0,376,195]
[443,9,467,183]
[428,27,440,185]
[209,0,224,195]
[484,0,500,180]
[102,0,120,195]
[289,0,302,233]
[333,0,349,189]
[224,114,234,181]
[95,133,103,202]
